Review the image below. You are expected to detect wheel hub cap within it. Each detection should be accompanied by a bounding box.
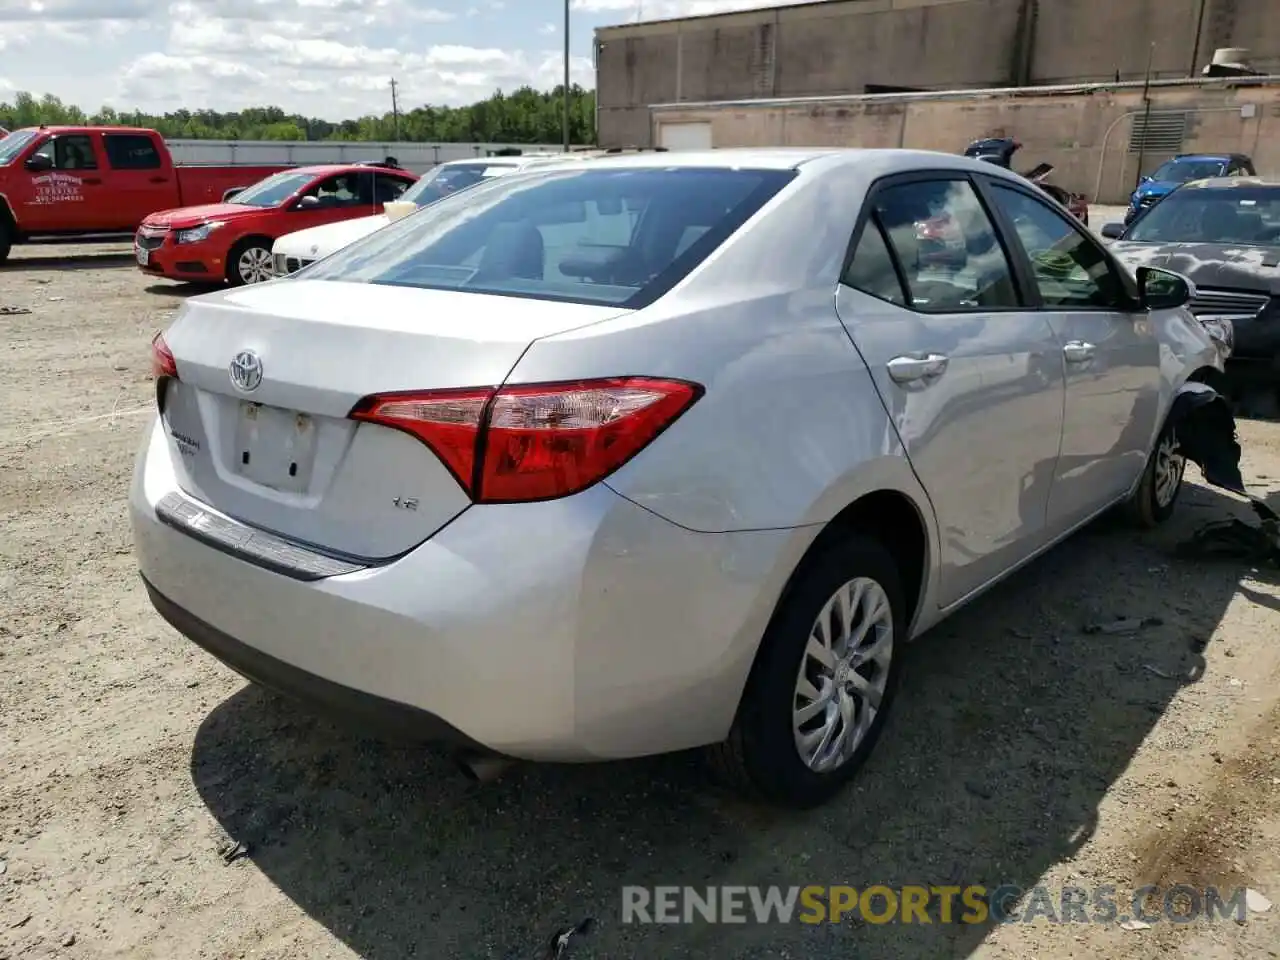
[792,576,894,775]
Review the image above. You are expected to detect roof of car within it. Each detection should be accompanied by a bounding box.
[277,163,413,176]
[1178,175,1280,190]
[547,147,1027,176]
[1173,153,1250,162]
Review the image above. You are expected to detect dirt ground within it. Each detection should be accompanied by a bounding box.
[2,229,1279,960]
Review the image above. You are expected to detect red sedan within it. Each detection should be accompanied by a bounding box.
[134,164,418,286]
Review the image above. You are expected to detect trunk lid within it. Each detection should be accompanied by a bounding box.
[160,279,629,559]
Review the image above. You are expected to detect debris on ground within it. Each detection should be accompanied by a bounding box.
[1083,617,1163,635]
[1175,504,1280,567]
[216,838,250,865]
[0,305,33,316]
[1246,889,1273,914]
[542,918,597,959]
[1119,918,1152,931]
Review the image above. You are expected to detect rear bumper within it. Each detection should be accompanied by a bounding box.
[142,574,487,749]
[130,416,796,761]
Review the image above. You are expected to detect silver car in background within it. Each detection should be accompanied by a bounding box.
[132,148,1227,808]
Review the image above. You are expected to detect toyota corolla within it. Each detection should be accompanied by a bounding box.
[132,148,1233,808]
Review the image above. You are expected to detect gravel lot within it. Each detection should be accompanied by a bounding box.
[2,225,1279,960]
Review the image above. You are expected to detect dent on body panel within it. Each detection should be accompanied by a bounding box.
[839,289,1065,573]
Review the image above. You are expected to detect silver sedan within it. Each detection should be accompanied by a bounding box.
[131,147,1229,808]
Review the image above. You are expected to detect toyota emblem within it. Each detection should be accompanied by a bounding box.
[229,349,263,392]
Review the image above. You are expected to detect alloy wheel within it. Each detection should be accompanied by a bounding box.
[792,577,894,774]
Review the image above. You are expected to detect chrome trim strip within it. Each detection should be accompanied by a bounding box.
[155,490,366,580]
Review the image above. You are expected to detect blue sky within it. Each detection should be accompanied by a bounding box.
[0,0,804,119]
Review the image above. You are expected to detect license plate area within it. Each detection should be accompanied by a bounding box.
[136,245,150,266]
[232,401,318,493]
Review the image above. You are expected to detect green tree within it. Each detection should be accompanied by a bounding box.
[0,86,597,145]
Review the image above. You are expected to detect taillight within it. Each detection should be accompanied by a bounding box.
[151,331,178,379]
[349,377,702,503]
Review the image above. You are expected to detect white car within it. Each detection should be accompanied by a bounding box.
[271,154,584,278]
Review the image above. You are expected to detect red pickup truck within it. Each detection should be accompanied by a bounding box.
[0,125,293,263]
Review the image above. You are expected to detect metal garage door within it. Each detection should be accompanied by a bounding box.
[658,122,713,151]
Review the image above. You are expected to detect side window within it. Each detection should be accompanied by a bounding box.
[306,173,365,207]
[868,178,1020,312]
[374,174,410,204]
[33,135,98,170]
[103,134,161,170]
[987,183,1127,309]
[842,217,906,306]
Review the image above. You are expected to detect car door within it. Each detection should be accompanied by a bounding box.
[101,132,172,230]
[979,176,1161,535]
[287,171,376,230]
[373,172,412,211]
[18,133,112,232]
[834,172,1066,607]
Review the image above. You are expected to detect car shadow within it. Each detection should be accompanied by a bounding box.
[190,481,1269,959]
[8,251,137,271]
[144,282,219,299]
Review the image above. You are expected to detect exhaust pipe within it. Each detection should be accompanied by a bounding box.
[455,750,512,783]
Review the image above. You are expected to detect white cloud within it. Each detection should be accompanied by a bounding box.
[572,0,834,16]
[0,0,686,120]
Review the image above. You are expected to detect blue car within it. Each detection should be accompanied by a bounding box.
[1125,153,1255,224]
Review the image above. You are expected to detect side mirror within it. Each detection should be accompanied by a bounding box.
[295,194,321,210]
[1100,222,1125,240]
[24,154,53,172]
[1137,265,1194,311]
[1140,175,1153,184]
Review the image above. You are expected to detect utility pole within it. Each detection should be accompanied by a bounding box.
[562,0,571,152]
[390,77,401,141]
[1133,43,1155,191]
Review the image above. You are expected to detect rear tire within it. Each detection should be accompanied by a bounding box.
[707,536,906,809]
[226,237,274,287]
[1125,416,1185,528]
[0,219,12,264]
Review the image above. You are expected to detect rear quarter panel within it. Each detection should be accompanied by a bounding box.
[506,159,944,636]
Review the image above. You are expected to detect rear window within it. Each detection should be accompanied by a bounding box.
[301,166,795,308]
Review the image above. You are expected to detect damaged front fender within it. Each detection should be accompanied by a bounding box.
[1170,380,1245,496]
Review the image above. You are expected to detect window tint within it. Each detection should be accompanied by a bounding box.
[302,166,795,308]
[375,174,411,204]
[303,172,370,207]
[842,218,906,305]
[869,178,1019,312]
[988,183,1127,309]
[104,134,161,170]
[34,134,97,170]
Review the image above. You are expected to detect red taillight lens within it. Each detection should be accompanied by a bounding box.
[350,377,702,503]
[151,331,178,379]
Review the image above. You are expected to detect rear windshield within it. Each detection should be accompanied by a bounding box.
[302,166,796,308]
[400,162,514,206]
[1126,186,1280,246]
[0,130,37,165]
[230,171,315,207]
[1150,158,1227,182]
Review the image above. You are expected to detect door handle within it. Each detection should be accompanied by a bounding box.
[887,353,949,384]
[149,176,169,183]
[82,177,102,185]
[1063,340,1096,364]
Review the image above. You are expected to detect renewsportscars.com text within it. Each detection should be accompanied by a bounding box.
[621,884,1249,925]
